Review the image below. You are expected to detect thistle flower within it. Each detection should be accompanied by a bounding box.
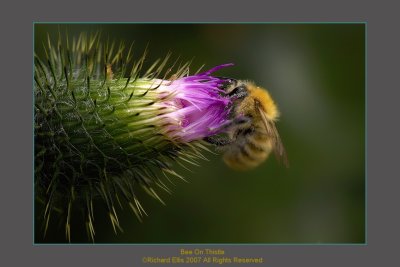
[34,32,234,242]
[156,64,233,142]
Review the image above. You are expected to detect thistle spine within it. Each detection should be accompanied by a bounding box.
[35,32,211,242]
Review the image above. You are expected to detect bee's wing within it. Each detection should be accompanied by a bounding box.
[256,103,289,167]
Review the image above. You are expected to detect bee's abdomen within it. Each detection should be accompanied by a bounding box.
[223,127,273,171]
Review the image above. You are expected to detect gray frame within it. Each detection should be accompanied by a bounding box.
[2,0,398,266]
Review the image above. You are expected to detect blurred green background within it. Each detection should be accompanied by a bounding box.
[34,23,365,243]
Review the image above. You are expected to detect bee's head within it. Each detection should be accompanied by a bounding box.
[223,79,249,100]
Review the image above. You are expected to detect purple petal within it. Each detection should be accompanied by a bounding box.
[198,63,234,76]
[158,64,234,142]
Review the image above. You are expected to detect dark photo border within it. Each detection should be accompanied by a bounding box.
[2,0,398,266]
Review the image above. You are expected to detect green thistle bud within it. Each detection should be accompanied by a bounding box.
[34,33,234,241]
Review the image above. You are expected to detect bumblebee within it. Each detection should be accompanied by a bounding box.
[207,80,288,170]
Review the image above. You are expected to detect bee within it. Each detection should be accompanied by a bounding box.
[206,80,288,170]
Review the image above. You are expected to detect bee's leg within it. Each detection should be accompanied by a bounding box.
[204,136,232,147]
[208,116,252,133]
[205,116,253,147]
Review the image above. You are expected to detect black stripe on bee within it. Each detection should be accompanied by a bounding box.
[234,127,254,139]
[247,140,265,152]
[239,144,258,161]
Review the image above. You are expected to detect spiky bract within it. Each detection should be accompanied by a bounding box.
[34,33,227,242]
